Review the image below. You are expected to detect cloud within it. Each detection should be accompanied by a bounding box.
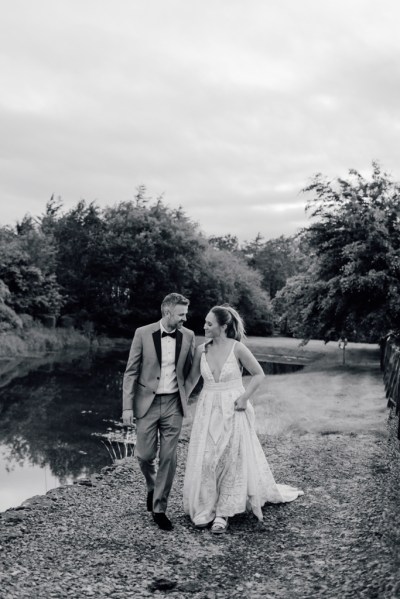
[1,0,400,240]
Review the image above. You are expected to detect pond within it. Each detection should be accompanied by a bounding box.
[0,348,130,512]
[0,347,304,512]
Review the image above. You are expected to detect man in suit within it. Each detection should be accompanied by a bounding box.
[122,293,195,531]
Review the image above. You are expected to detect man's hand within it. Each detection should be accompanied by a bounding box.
[122,409,134,426]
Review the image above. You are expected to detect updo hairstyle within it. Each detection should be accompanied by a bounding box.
[210,305,245,341]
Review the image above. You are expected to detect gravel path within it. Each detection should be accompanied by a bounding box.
[1,426,399,598]
[1,343,400,598]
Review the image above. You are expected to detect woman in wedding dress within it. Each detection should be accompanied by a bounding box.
[183,305,303,534]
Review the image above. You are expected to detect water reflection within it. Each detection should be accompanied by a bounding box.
[0,348,130,511]
[0,450,78,511]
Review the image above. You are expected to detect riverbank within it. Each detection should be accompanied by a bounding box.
[0,326,91,358]
[1,338,399,598]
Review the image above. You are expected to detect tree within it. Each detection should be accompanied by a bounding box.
[97,199,206,333]
[190,247,273,335]
[273,163,400,342]
[2,192,276,337]
[242,234,307,298]
[0,280,22,331]
[208,234,239,252]
[0,224,62,322]
[54,196,273,335]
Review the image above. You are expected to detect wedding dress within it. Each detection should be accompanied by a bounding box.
[183,342,303,526]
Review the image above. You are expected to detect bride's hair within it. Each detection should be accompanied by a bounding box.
[210,305,246,341]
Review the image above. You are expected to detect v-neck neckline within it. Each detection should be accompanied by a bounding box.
[204,341,236,383]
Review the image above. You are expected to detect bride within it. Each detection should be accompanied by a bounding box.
[183,305,303,534]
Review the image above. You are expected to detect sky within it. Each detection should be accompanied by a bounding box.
[1,0,400,241]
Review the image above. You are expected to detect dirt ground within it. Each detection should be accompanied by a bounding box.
[1,338,399,599]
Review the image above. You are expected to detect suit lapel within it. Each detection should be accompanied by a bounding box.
[175,329,183,365]
[152,329,162,367]
[153,325,185,368]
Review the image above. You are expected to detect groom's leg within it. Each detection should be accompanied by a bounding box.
[153,392,183,513]
[135,400,160,494]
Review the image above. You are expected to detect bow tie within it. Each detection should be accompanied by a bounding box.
[162,330,177,338]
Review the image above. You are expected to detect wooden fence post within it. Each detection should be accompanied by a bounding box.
[382,334,400,440]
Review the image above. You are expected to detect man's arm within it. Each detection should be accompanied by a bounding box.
[122,329,143,424]
[184,344,202,398]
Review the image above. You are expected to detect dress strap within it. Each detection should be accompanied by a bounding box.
[230,340,243,374]
[227,340,237,355]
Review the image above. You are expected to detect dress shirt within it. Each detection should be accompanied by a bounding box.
[156,322,179,394]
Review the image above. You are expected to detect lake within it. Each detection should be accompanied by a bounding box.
[0,346,304,512]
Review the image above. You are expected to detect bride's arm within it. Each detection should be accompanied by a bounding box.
[184,345,203,397]
[234,343,265,410]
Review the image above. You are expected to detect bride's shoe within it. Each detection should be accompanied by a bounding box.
[211,517,229,534]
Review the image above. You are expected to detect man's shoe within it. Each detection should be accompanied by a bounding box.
[146,490,154,512]
[153,512,174,531]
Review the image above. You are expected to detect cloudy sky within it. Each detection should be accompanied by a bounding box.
[1,0,400,241]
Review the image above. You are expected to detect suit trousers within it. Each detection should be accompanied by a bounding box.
[135,392,183,513]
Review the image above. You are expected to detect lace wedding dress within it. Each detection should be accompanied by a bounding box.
[183,342,303,526]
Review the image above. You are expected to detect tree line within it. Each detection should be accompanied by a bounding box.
[1,163,399,342]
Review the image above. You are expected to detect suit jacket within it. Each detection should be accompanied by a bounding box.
[122,322,195,418]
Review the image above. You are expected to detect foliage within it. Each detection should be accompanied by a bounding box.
[208,234,240,252]
[273,163,400,342]
[42,199,107,325]
[0,280,22,331]
[97,199,205,333]
[204,233,306,334]
[190,247,273,335]
[0,222,62,323]
[21,192,271,335]
[242,234,307,298]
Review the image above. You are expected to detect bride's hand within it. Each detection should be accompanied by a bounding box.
[122,409,134,426]
[234,395,248,411]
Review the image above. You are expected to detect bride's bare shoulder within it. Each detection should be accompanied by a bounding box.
[234,340,253,357]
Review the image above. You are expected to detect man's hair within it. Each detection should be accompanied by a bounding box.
[161,293,190,315]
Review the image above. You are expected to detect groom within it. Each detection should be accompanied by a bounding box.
[122,293,195,531]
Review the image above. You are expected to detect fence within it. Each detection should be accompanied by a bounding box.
[381,334,400,440]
